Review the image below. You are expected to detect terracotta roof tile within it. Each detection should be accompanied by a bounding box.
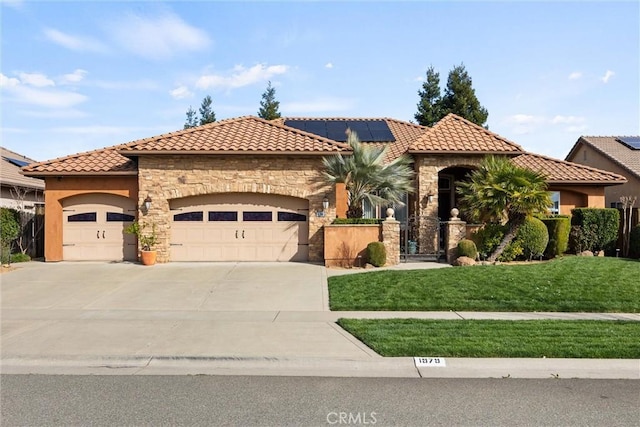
[119,116,351,154]
[21,144,136,176]
[512,153,627,185]
[567,136,640,180]
[409,113,523,153]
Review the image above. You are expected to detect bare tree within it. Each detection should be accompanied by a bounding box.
[620,196,637,257]
[9,185,43,256]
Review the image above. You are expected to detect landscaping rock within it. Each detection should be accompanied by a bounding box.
[365,263,375,269]
[597,250,605,257]
[578,250,594,257]
[453,256,476,266]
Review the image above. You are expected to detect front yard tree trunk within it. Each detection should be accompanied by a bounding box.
[487,220,521,262]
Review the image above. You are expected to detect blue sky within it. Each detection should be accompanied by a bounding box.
[1,0,638,162]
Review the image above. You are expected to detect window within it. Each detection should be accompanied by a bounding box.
[278,212,306,222]
[67,212,97,222]
[549,192,560,214]
[209,211,238,221]
[173,211,203,221]
[243,211,272,221]
[106,212,135,222]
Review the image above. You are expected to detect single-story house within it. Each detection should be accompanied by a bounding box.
[565,136,640,209]
[1,146,44,210]
[22,113,626,263]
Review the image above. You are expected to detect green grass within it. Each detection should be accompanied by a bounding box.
[337,319,640,358]
[329,257,640,312]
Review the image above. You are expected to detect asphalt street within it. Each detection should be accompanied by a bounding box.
[2,375,639,426]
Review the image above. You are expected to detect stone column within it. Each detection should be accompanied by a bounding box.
[444,208,467,264]
[382,208,400,266]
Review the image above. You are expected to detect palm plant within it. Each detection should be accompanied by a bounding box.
[323,130,414,218]
[457,156,551,261]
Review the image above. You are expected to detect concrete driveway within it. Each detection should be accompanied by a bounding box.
[1,262,376,361]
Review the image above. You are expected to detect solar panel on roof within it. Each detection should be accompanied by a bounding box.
[283,119,395,143]
[347,122,373,141]
[617,136,640,150]
[326,121,348,141]
[2,156,30,167]
[367,120,396,142]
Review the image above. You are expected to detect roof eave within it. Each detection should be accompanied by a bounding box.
[117,150,350,156]
[21,171,139,177]
[547,179,627,186]
[407,150,522,155]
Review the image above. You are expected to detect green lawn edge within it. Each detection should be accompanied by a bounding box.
[329,257,640,312]
[337,319,640,358]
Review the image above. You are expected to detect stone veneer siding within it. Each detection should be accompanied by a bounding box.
[414,155,487,254]
[137,155,333,263]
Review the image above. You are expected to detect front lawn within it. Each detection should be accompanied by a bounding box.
[337,319,640,358]
[328,257,640,312]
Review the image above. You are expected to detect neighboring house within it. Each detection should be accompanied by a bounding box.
[22,114,626,263]
[565,136,640,209]
[1,146,44,210]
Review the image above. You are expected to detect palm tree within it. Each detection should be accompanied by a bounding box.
[457,156,551,261]
[323,130,414,218]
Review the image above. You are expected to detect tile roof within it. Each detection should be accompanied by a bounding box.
[409,113,523,153]
[21,144,137,176]
[1,146,45,188]
[566,136,640,180]
[119,116,351,154]
[278,117,427,161]
[512,153,627,185]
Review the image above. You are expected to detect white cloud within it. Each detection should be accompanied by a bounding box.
[568,71,582,80]
[507,114,544,125]
[601,70,615,83]
[170,85,193,99]
[11,86,87,108]
[566,125,588,133]
[18,72,55,87]
[0,73,20,88]
[1,0,25,10]
[59,69,88,84]
[20,109,89,119]
[43,28,107,52]
[108,12,211,60]
[325,62,333,69]
[196,64,289,90]
[50,125,152,135]
[282,97,355,114]
[551,115,585,125]
[414,75,424,82]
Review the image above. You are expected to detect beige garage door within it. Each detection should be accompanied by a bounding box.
[62,194,137,261]
[170,193,309,262]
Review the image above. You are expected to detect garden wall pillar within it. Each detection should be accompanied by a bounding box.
[382,214,400,266]
[444,209,466,264]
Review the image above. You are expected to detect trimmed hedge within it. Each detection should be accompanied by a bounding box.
[332,218,383,225]
[570,208,620,253]
[366,242,386,267]
[541,215,570,258]
[517,216,549,260]
[457,239,478,260]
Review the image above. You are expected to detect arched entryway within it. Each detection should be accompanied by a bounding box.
[438,166,475,221]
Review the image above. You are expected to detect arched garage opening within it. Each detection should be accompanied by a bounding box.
[168,193,309,261]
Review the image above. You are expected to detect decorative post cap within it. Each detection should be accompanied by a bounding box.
[386,207,395,219]
[450,208,459,220]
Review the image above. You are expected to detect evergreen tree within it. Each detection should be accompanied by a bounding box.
[184,106,198,129]
[198,95,216,125]
[441,64,488,127]
[258,81,281,120]
[414,66,442,126]
[414,63,489,127]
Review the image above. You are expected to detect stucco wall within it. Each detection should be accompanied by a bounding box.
[43,176,138,261]
[566,145,639,207]
[137,155,333,262]
[548,185,606,215]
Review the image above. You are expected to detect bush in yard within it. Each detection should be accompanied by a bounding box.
[457,239,478,260]
[570,208,620,253]
[1,208,20,264]
[516,216,549,260]
[498,240,523,262]
[366,242,386,267]
[630,224,640,259]
[471,223,506,260]
[9,252,30,263]
[541,215,570,258]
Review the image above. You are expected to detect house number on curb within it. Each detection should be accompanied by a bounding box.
[414,357,446,367]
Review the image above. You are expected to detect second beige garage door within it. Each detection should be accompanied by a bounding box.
[169,193,309,262]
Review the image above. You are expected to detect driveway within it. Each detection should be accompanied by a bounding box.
[1,262,376,360]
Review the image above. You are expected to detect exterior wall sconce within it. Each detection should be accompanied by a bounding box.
[427,193,434,203]
[322,196,330,211]
[142,195,152,213]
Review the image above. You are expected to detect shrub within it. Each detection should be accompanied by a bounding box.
[471,223,506,260]
[569,225,598,254]
[9,252,30,263]
[332,218,383,225]
[571,208,620,252]
[630,224,640,259]
[366,242,386,267]
[541,216,570,258]
[457,239,478,260]
[1,208,20,265]
[516,216,549,260]
[498,240,523,262]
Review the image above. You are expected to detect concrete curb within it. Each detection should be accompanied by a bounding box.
[2,356,638,379]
